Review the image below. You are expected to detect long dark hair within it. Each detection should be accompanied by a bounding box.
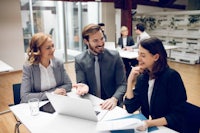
[140,37,168,78]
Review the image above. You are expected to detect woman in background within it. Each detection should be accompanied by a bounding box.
[124,37,187,132]
[118,26,137,78]
[118,26,135,50]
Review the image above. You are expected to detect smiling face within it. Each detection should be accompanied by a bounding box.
[137,45,159,72]
[40,37,55,61]
[121,26,129,37]
[121,30,128,37]
[85,30,105,54]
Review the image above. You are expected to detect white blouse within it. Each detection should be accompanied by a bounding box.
[122,37,127,47]
[148,79,155,108]
[39,60,57,91]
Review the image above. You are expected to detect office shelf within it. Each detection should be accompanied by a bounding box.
[133,10,200,64]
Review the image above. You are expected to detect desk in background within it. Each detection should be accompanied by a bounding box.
[65,44,179,60]
[163,45,180,58]
[117,45,180,59]
[0,60,14,114]
[10,93,178,133]
[118,49,138,59]
[0,60,13,73]
[164,45,180,50]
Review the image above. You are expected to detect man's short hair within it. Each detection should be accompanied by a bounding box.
[82,24,101,41]
[136,23,146,32]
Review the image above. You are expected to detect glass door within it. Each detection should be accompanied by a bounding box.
[20,0,65,61]
[64,2,99,62]
[20,0,99,62]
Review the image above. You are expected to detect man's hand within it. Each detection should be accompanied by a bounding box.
[100,97,118,110]
[73,83,89,96]
[54,88,67,96]
[123,46,133,51]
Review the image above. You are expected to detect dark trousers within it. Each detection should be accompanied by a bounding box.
[122,58,138,78]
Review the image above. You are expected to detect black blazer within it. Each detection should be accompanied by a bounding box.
[118,36,135,48]
[124,67,187,132]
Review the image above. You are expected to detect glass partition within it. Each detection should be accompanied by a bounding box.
[20,0,99,62]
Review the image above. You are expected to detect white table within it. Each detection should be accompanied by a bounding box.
[0,60,14,114]
[9,93,178,133]
[118,49,138,59]
[0,60,13,73]
[117,45,180,59]
[164,45,180,58]
[164,45,180,50]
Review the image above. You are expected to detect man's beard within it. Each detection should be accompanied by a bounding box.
[88,43,104,54]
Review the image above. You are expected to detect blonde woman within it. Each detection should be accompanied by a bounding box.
[118,26,135,51]
[21,33,88,103]
[118,26,137,78]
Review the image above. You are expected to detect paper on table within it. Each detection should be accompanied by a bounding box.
[96,118,142,131]
[67,89,82,99]
[110,114,158,132]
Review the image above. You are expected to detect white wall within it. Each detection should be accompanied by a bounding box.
[101,3,115,42]
[136,5,182,14]
[88,2,99,24]
[0,0,25,71]
[115,9,121,44]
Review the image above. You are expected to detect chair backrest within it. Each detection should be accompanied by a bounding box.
[183,102,200,132]
[12,83,21,105]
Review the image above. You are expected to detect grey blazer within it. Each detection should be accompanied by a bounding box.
[20,58,72,103]
[75,49,127,103]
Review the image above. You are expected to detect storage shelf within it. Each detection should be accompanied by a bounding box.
[133,10,200,64]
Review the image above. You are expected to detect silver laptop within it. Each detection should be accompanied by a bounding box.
[46,93,108,122]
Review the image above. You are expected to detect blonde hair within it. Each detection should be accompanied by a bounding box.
[27,32,51,65]
[121,26,128,33]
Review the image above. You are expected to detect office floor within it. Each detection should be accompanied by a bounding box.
[0,61,199,133]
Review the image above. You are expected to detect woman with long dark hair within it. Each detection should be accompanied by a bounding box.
[124,37,187,132]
